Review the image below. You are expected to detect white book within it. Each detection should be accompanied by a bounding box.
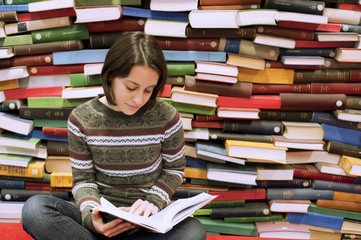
[62,86,104,99]
[28,0,74,12]
[74,6,122,23]
[0,66,29,82]
[0,112,34,135]
[84,63,103,76]
[323,7,361,25]
[97,192,217,234]
[18,75,71,88]
[276,11,328,24]
[150,0,198,12]
[0,144,47,159]
[0,47,14,59]
[144,19,188,38]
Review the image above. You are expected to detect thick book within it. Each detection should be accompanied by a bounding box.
[0,160,45,179]
[264,0,325,15]
[223,119,284,135]
[156,37,219,51]
[317,199,361,213]
[0,112,34,135]
[198,218,257,236]
[4,86,63,100]
[252,83,311,94]
[206,162,258,185]
[311,82,361,95]
[74,5,122,23]
[313,180,361,194]
[97,192,217,234]
[13,40,84,56]
[338,155,361,176]
[308,203,361,222]
[311,110,361,131]
[326,140,361,159]
[258,110,313,122]
[210,201,271,218]
[0,188,69,201]
[171,86,218,108]
[268,199,311,213]
[266,188,334,200]
[287,212,344,230]
[256,221,310,239]
[184,75,252,98]
[293,69,350,83]
[237,68,294,84]
[255,25,314,41]
[209,188,266,201]
[280,93,346,110]
[334,109,361,123]
[88,17,145,33]
[217,95,281,109]
[322,123,361,148]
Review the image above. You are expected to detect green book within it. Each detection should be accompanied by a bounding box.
[189,178,252,189]
[0,34,32,46]
[0,133,42,150]
[0,153,33,167]
[202,200,245,209]
[4,0,46,4]
[343,233,361,238]
[172,102,216,116]
[33,119,68,128]
[193,209,211,216]
[31,24,89,44]
[197,218,257,236]
[224,213,284,223]
[70,73,102,87]
[27,97,90,108]
[308,204,361,221]
[167,62,195,76]
[74,0,142,6]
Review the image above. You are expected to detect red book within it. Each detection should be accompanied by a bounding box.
[87,17,145,32]
[42,127,68,137]
[350,70,361,82]
[157,84,171,98]
[295,40,355,48]
[155,37,219,51]
[17,8,76,22]
[252,83,311,94]
[4,86,63,100]
[0,53,53,69]
[280,93,346,110]
[209,188,266,201]
[195,115,223,121]
[28,65,84,76]
[191,120,223,129]
[217,95,281,109]
[265,60,321,70]
[293,164,358,184]
[311,83,361,95]
[277,20,341,32]
[338,3,361,11]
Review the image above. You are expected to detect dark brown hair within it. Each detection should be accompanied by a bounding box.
[101,31,167,107]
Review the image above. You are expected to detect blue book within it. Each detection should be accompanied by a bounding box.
[322,123,361,147]
[122,6,189,22]
[312,111,361,131]
[313,180,361,194]
[0,179,25,189]
[163,50,227,62]
[195,140,245,165]
[287,212,344,230]
[53,49,109,65]
[0,4,28,11]
[18,128,68,142]
[185,156,207,169]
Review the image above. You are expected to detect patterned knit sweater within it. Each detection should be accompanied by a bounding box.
[67,96,185,232]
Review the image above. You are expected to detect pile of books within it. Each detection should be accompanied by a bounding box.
[0,0,360,239]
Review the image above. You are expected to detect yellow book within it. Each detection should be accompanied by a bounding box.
[0,79,18,91]
[50,172,73,188]
[183,166,207,180]
[0,160,44,178]
[237,68,294,84]
[225,140,287,163]
[338,155,361,176]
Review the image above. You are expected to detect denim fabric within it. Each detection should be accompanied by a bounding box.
[22,195,206,240]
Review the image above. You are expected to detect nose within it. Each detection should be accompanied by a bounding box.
[132,91,144,106]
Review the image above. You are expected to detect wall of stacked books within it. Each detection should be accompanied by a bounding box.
[0,0,361,239]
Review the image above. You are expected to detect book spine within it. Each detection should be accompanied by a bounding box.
[293,69,350,83]
[0,163,44,178]
[89,32,124,48]
[210,206,270,218]
[17,8,76,22]
[295,40,355,48]
[46,141,69,156]
[333,191,361,202]
[0,79,19,91]
[156,37,219,51]
[0,188,69,201]
[252,83,311,94]
[317,199,361,213]
[256,178,312,188]
[313,179,361,194]
[308,204,361,222]
[256,25,314,40]
[208,130,273,143]
[266,188,334,200]
[210,189,266,201]
[0,179,25,189]
[4,86,63,100]
[13,40,84,56]
[280,93,346,110]
[11,53,54,67]
[311,83,361,94]
[28,64,84,76]
[322,123,361,148]
[167,62,195,76]
[186,26,255,39]
[258,109,313,121]
[264,0,325,15]
[50,172,72,188]
[287,212,343,230]
[223,119,284,135]
[42,127,68,137]
[0,11,18,22]
[88,17,145,32]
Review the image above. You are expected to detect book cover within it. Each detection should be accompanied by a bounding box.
[280,93,346,110]
[266,188,334,200]
[210,201,271,218]
[287,212,344,230]
[209,188,266,201]
[322,123,361,147]
[256,220,311,239]
[338,155,361,176]
[206,162,258,185]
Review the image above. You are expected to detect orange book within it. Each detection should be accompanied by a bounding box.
[333,191,361,203]
[317,199,361,212]
[237,68,294,84]
[183,166,207,180]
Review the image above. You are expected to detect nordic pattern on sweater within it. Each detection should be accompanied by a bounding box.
[67,96,185,231]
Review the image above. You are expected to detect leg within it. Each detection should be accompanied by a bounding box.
[22,195,97,240]
[124,217,206,240]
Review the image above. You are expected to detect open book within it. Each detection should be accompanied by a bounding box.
[97,192,217,234]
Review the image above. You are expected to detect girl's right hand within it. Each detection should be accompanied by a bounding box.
[92,207,135,238]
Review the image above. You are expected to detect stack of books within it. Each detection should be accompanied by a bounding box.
[0,0,361,239]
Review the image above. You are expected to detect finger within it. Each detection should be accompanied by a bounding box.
[128,199,143,214]
[92,207,103,223]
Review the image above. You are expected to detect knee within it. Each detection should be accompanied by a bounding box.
[22,195,49,225]
[183,217,207,240]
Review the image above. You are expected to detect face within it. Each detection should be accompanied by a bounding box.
[109,65,159,115]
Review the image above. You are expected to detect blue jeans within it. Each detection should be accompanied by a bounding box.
[22,195,207,240]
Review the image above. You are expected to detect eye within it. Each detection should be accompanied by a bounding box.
[126,86,136,91]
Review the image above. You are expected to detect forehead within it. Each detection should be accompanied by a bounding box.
[124,65,159,86]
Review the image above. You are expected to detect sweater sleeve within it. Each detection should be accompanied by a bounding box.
[144,109,186,210]
[68,112,100,233]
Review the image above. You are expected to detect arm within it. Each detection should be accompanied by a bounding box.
[144,110,186,210]
[68,112,101,232]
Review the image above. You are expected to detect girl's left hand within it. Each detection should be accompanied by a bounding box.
[125,199,158,217]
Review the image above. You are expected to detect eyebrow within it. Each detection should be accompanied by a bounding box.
[126,79,157,88]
